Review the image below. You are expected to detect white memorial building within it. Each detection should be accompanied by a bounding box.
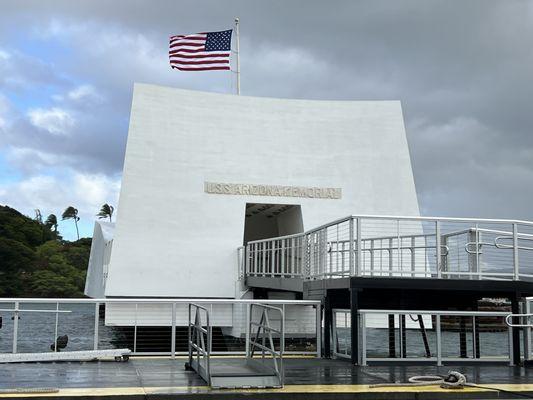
[85,83,420,325]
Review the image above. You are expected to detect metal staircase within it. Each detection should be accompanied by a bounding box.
[187,303,284,389]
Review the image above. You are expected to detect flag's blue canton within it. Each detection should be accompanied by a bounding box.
[205,30,232,52]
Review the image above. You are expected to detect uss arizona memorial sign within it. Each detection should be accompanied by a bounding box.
[204,182,342,199]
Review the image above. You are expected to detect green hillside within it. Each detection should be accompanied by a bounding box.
[0,205,90,297]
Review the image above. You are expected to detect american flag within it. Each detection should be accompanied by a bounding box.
[169,30,232,71]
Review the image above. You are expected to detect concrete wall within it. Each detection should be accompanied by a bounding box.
[85,221,114,298]
[104,84,419,298]
[277,206,304,237]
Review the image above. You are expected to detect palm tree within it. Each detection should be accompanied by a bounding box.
[45,214,58,232]
[97,203,114,222]
[62,206,80,240]
[34,209,43,223]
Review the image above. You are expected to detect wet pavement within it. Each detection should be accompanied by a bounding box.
[1,357,532,387]
[1,357,533,399]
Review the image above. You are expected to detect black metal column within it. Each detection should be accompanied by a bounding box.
[511,293,521,365]
[323,294,332,358]
[400,315,407,358]
[388,314,396,358]
[350,288,359,365]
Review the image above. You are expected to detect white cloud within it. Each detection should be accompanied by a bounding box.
[5,147,77,174]
[52,84,104,106]
[67,84,103,102]
[27,107,75,136]
[0,49,10,61]
[73,172,121,209]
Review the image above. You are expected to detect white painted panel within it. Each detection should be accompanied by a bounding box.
[103,85,419,299]
[104,303,233,327]
[85,221,114,298]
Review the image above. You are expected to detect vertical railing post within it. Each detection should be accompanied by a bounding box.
[171,303,176,359]
[281,304,285,356]
[513,223,519,280]
[300,236,306,278]
[397,220,401,274]
[478,230,483,279]
[53,302,59,352]
[436,314,442,366]
[319,229,327,278]
[355,218,363,276]
[253,243,258,276]
[12,301,19,354]
[271,241,275,277]
[370,239,375,276]
[436,221,442,279]
[133,303,138,354]
[281,239,285,276]
[349,218,355,276]
[244,245,250,278]
[261,242,267,276]
[356,218,362,276]
[188,304,192,363]
[316,304,322,358]
[245,303,251,358]
[93,302,100,350]
[290,238,295,277]
[388,238,393,277]
[524,300,532,362]
[468,228,479,280]
[410,236,416,277]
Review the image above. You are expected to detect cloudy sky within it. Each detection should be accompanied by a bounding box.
[0,0,532,240]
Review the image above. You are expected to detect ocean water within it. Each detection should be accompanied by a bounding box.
[0,303,119,353]
[0,303,513,359]
[335,328,512,359]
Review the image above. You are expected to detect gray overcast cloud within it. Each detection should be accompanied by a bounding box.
[0,0,532,238]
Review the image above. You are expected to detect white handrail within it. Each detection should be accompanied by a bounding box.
[0,298,320,305]
[505,313,533,328]
[359,309,509,316]
[247,214,533,245]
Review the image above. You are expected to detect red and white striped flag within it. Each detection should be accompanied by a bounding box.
[169,30,232,71]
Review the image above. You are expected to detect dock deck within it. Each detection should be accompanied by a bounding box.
[2,357,533,399]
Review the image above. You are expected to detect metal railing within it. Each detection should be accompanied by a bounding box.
[248,304,284,385]
[506,297,533,362]
[188,304,211,384]
[244,215,533,281]
[187,303,285,388]
[0,298,321,357]
[332,308,351,359]
[358,309,513,366]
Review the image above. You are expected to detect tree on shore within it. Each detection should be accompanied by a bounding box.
[45,214,58,232]
[34,209,43,223]
[0,205,90,297]
[97,203,114,222]
[62,206,80,240]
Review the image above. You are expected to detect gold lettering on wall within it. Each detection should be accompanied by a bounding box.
[204,182,342,199]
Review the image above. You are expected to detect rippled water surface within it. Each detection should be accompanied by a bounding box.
[0,303,512,359]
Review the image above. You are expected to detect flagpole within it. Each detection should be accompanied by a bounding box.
[234,17,240,95]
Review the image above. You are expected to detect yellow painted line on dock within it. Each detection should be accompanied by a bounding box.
[3,383,533,397]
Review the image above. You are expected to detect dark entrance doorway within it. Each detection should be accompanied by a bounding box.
[243,203,303,245]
